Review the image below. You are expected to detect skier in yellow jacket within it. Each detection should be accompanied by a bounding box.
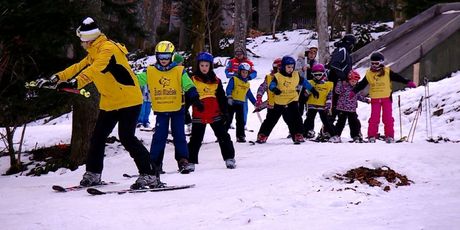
[35,17,159,189]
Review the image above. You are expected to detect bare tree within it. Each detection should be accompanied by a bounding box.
[316,0,330,64]
[234,0,247,51]
[258,0,271,32]
[153,0,164,45]
[272,0,283,39]
[394,0,407,28]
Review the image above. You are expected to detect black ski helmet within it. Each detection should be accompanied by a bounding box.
[342,34,357,45]
[370,52,384,62]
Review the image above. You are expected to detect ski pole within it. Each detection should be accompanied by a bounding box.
[410,97,423,143]
[407,96,423,142]
[398,95,402,140]
[424,77,433,139]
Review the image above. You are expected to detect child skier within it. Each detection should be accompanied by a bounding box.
[136,69,152,129]
[187,52,236,171]
[353,52,416,143]
[256,56,318,144]
[226,63,257,143]
[303,64,341,143]
[334,70,369,142]
[142,41,203,173]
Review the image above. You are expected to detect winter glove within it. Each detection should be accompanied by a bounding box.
[227,97,234,106]
[36,75,59,88]
[256,95,263,107]
[310,87,319,98]
[193,97,204,112]
[56,78,77,90]
[407,81,416,88]
[272,87,282,95]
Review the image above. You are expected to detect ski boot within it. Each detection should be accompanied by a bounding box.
[293,134,305,144]
[328,136,341,143]
[385,137,395,143]
[225,158,236,169]
[256,134,268,144]
[80,171,102,187]
[131,174,162,189]
[304,130,315,139]
[178,158,191,174]
[236,136,247,143]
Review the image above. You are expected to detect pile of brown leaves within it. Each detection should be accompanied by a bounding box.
[334,166,414,192]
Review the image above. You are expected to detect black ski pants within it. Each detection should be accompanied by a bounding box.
[335,110,362,138]
[188,119,235,164]
[226,103,245,138]
[258,102,303,137]
[304,109,337,136]
[87,105,156,175]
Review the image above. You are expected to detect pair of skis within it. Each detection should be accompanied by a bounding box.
[52,180,195,195]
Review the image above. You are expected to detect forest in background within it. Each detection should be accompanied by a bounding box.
[0,0,455,173]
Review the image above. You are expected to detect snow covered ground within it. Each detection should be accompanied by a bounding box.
[1,29,460,230]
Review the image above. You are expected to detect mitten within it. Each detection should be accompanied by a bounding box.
[36,75,59,88]
[310,87,319,98]
[256,96,262,107]
[272,87,282,95]
[407,81,416,88]
[56,79,77,89]
[227,97,234,106]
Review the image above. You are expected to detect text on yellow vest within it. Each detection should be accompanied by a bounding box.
[147,65,184,112]
[365,67,392,99]
[192,76,218,100]
[231,77,250,102]
[306,80,333,106]
[273,71,300,105]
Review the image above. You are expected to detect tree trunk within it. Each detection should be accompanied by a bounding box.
[258,0,271,32]
[152,0,164,45]
[272,0,282,39]
[69,84,99,169]
[234,0,247,52]
[139,0,157,50]
[345,0,352,34]
[246,0,252,31]
[394,0,407,28]
[210,0,224,55]
[220,0,233,32]
[316,0,330,64]
[191,1,206,67]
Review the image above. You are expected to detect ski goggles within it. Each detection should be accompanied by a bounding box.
[156,53,173,60]
[312,72,324,78]
[370,61,383,66]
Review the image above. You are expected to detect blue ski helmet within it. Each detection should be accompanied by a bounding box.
[280,56,296,71]
[238,62,251,72]
[196,52,214,63]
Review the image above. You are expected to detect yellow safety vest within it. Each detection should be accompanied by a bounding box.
[231,77,250,102]
[192,76,218,100]
[307,80,333,106]
[273,71,300,105]
[365,67,392,99]
[265,74,275,107]
[147,65,184,112]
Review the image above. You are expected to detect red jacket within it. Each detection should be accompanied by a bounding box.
[191,75,227,124]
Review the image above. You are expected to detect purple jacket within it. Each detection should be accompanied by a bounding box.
[335,81,367,112]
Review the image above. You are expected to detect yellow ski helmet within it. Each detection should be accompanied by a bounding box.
[155,41,175,54]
